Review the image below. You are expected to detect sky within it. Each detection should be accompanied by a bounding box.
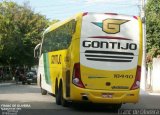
[9,0,141,21]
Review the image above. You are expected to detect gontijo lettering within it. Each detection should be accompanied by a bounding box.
[51,54,61,64]
[83,40,137,50]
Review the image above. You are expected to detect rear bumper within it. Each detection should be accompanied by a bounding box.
[68,85,140,104]
[26,78,37,83]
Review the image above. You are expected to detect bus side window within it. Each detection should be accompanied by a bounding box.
[34,43,41,58]
[41,19,76,53]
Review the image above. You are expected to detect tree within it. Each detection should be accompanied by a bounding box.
[0,1,49,68]
[49,19,59,25]
[146,0,160,64]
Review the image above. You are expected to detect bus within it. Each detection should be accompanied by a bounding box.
[34,12,143,109]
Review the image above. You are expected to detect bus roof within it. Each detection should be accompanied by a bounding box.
[43,12,139,36]
[43,12,82,36]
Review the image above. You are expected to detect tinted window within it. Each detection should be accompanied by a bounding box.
[42,19,76,53]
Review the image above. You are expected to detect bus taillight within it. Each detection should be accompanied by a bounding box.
[130,66,141,90]
[72,63,85,88]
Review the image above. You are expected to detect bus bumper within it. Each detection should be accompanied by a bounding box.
[69,85,140,104]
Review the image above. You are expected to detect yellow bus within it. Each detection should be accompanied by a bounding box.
[34,12,143,109]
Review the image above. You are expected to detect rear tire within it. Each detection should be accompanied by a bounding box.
[55,81,69,107]
[61,83,69,107]
[41,88,47,95]
[40,76,47,95]
[55,83,61,105]
[22,82,25,85]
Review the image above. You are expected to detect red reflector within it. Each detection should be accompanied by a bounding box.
[83,12,88,16]
[133,16,138,20]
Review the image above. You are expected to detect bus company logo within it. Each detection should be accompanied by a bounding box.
[92,19,129,34]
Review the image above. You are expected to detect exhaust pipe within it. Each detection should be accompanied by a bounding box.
[82,95,89,101]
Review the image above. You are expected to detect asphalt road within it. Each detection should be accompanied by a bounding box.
[0,83,160,115]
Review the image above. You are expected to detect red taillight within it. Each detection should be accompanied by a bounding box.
[72,63,85,88]
[130,66,141,90]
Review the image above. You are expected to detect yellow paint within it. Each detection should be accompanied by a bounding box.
[40,13,143,104]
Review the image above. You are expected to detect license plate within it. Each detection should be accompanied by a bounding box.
[27,79,32,81]
[102,93,113,98]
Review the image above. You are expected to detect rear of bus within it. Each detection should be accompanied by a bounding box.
[71,12,142,104]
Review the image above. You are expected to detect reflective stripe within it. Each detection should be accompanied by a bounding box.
[43,53,51,84]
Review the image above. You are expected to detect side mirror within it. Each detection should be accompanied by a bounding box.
[34,43,41,58]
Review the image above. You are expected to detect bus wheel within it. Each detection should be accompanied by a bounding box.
[41,88,47,95]
[22,82,25,85]
[60,82,69,107]
[27,81,31,85]
[55,82,61,105]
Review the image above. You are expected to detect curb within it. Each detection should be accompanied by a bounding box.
[140,89,149,95]
[0,82,15,86]
[140,89,160,96]
[148,92,160,96]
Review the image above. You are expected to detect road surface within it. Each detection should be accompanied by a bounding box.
[0,83,160,115]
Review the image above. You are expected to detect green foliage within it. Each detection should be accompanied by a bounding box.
[0,1,50,67]
[146,0,160,62]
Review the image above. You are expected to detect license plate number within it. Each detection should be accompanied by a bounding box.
[102,93,113,98]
